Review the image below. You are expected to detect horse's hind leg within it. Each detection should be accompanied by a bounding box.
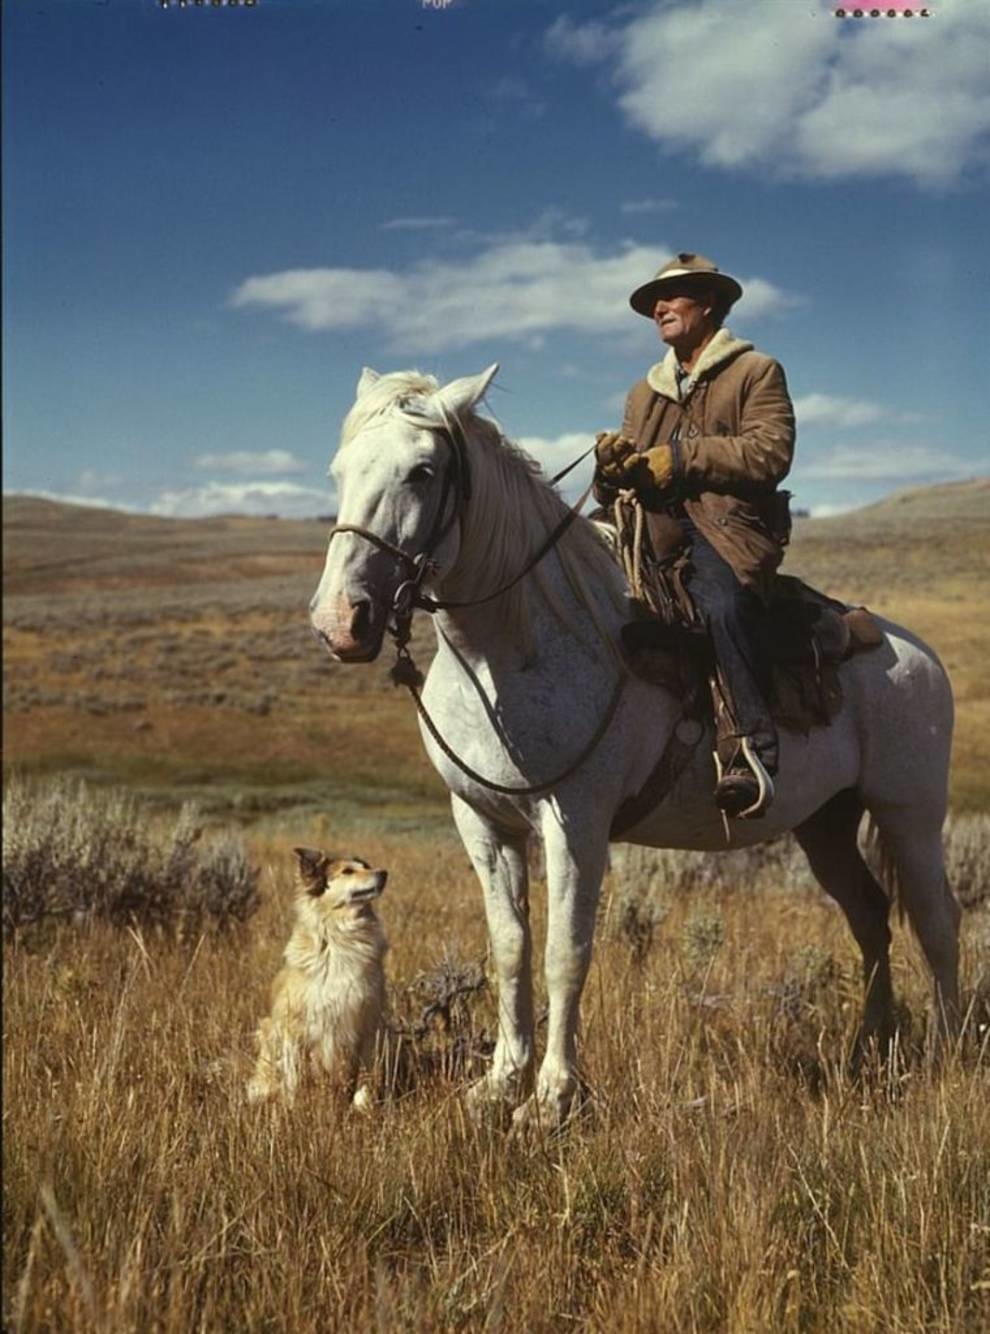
[794,787,895,1049]
[866,802,961,1043]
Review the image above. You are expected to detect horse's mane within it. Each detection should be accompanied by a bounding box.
[339,371,628,653]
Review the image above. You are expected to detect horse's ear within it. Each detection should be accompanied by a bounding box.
[435,363,499,418]
[356,367,381,399]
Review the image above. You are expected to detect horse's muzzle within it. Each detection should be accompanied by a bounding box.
[310,595,385,662]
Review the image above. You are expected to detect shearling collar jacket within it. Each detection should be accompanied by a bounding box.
[646,328,754,402]
[620,327,796,601]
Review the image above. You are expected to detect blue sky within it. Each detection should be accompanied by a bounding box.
[4,0,989,518]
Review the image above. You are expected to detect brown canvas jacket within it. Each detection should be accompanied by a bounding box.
[620,329,796,602]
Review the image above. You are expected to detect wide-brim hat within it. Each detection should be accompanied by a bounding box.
[629,252,743,318]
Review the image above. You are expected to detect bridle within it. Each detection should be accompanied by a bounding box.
[327,409,471,624]
[327,410,595,628]
[323,411,624,799]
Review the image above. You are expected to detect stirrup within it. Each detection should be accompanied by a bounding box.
[713,736,775,820]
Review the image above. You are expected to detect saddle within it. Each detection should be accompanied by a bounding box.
[619,565,884,736]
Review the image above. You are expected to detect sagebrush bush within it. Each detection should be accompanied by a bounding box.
[609,814,990,918]
[2,776,260,936]
[944,813,990,908]
[608,833,815,912]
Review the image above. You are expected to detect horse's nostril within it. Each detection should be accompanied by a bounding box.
[351,599,372,640]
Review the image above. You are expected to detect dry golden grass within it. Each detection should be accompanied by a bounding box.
[4,479,990,811]
[4,824,989,1333]
[4,483,990,1330]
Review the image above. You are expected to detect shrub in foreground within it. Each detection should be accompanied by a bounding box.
[2,775,260,937]
[609,814,989,915]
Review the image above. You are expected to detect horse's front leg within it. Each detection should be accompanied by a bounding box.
[450,795,534,1121]
[513,807,609,1133]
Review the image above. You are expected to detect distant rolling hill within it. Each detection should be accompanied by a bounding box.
[3,478,988,812]
[5,477,987,595]
[2,496,334,596]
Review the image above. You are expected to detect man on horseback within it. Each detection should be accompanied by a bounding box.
[594,252,796,819]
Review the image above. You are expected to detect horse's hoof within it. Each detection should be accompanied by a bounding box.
[464,1077,516,1129]
[509,1092,571,1141]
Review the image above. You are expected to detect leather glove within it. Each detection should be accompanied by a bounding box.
[619,443,678,502]
[593,431,638,486]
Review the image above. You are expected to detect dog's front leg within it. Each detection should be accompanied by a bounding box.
[246,1017,279,1103]
[247,1013,301,1106]
[451,795,533,1122]
[350,1022,381,1111]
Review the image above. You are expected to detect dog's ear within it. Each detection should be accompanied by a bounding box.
[292,846,327,889]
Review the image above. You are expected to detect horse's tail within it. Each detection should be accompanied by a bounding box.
[863,813,905,922]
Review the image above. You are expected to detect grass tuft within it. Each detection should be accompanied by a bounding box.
[4,821,988,1331]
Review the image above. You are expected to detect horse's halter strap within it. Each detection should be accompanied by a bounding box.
[327,412,471,620]
[327,411,594,625]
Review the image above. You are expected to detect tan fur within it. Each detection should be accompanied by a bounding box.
[246,848,388,1108]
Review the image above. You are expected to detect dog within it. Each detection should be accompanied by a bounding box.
[246,846,388,1108]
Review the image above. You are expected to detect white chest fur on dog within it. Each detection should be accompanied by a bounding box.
[246,848,388,1107]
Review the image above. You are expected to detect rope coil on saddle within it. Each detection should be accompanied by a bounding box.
[611,492,691,626]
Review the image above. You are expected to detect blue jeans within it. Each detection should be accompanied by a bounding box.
[681,520,778,773]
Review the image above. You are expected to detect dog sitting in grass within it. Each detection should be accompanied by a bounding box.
[246,846,388,1108]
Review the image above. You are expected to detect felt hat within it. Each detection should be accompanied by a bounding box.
[629,252,743,318]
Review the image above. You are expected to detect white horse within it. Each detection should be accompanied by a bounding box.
[310,364,960,1129]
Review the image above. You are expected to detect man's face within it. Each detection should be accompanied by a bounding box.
[652,287,715,348]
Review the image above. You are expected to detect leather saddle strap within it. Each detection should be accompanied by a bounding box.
[610,721,702,839]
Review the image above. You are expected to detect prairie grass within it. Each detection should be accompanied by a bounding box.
[5,482,990,811]
[4,485,990,1329]
[4,820,989,1333]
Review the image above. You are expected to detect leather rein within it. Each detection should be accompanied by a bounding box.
[329,418,595,621]
[325,417,621,797]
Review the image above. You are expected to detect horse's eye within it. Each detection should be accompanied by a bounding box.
[407,464,435,485]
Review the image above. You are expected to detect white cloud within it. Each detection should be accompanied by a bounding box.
[544,15,620,67]
[77,468,123,491]
[488,74,545,118]
[794,393,885,430]
[193,448,307,475]
[5,488,121,511]
[149,480,333,519]
[808,502,855,519]
[796,442,987,484]
[232,267,403,333]
[548,1,990,187]
[231,236,794,353]
[515,432,599,503]
[620,197,678,214]
[380,216,457,232]
[795,393,926,430]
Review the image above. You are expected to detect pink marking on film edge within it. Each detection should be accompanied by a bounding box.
[833,6,936,14]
